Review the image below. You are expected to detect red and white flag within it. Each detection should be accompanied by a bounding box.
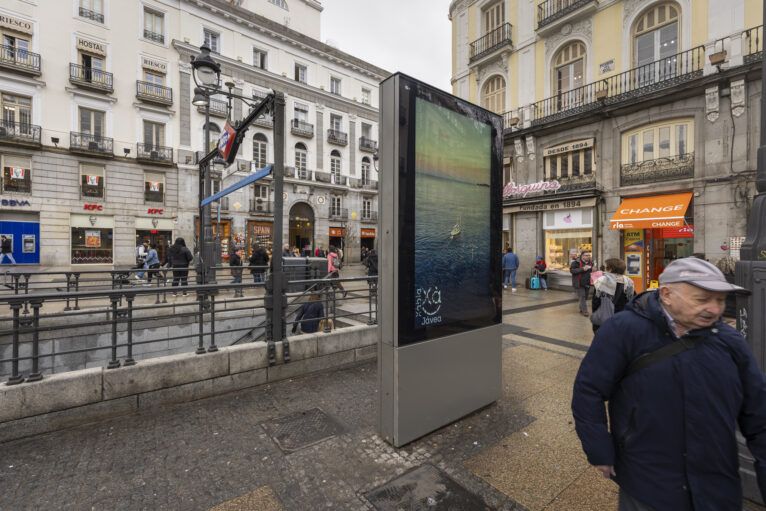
[10,167,25,180]
[87,175,99,186]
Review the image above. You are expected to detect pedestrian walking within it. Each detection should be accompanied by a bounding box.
[249,243,269,283]
[501,247,519,291]
[291,294,324,334]
[229,246,243,297]
[365,248,378,289]
[590,258,634,333]
[144,243,161,283]
[282,243,293,257]
[534,255,548,290]
[133,239,148,277]
[328,245,347,298]
[166,237,193,295]
[572,257,765,510]
[571,250,594,316]
[0,235,16,265]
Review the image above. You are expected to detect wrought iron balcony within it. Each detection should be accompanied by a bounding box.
[136,81,173,105]
[620,153,695,187]
[136,143,173,164]
[361,180,379,191]
[70,132,113,155]
[0,45,41,75]
[359,137,377,153]
[329,207,349,219]
[537,0,595,29]
[469,23,513,63]
[529,46,704,126]
[253,115,273,129]
[143,29,164,44]
[79,6,104,23]
[361,211,378,222]
[0,120,41,146]
[249,199,273,214]
[744,25,763,64]
[197,98,228,118]
[69,63,113,92]
[291,119,314,138]
[554,173,596,193]
[327,129,348,146]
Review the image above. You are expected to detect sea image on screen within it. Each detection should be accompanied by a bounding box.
[413,97,492,330]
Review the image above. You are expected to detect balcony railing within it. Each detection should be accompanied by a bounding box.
[329,208,349,219]
[136,81,173,105]
[0,45,41,75]
[620,153,695,187]
[361,180,379,191]
[254,115,273,129]
[198,98,228,117]
[553,173,596,193]
[69,63,113,92]
[0,120,41,146]
[327,129,348,146]
[744,25,763,64]
[249,199,273,214]
[70,132,113,155]
[529,46,704,126]
[143,29,165,44]
[361,211,378,222]
[537,0,595,29]
[469,23,513,62]
[137,143,173,163]
[359,137,377,153]
[79,6,104,23]
[291,119,314,138]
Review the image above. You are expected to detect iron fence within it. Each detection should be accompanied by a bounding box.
[0,44,41,74]
[137,143,173,163]
[136,80,173,104]
[327,129,348,146]
[537,0,594,28]
[744,25,763,64]
[0,119,41,145]
[620,153,695,187]
[469,23,513,62]
[291,119,314,137]
[69,63,113,91]
[70,131,114,154]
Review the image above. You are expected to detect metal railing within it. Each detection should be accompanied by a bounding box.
[69,63,113,91]
[537,0,594,29]
[249,199,273,213]
[70,131,114,154]
[469,23,513,62]
[136,81,173,104]
[361,180,378,191]
[327,129,348,146]
[529,45,704,125]
[198,98,228,117]
[361,211,378,222]
[359,137,377,152]
[291,119,314,137]
[79,6,104,23]
[254,115,274,128]
[137,143,173,163]
[0,44,41,74]
[143,29,164,44]
[0,270,377,383]
[0,119,41,145]
[329,207,349,219]
[744,25,763,64]
[620,153,695,187]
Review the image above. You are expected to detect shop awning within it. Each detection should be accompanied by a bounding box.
[610,192,693,229]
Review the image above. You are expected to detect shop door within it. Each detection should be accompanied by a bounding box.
[136,229,172,262]
[289,202,315,253]
[645,226,693,286]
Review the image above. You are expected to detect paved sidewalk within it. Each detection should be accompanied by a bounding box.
[0,287,763,510]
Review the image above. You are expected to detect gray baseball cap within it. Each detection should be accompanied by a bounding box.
[659,257,750,294]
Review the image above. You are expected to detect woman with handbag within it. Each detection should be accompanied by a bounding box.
[590,258,634,332]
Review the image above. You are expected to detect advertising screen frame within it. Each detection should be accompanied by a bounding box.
[395,74,503,346]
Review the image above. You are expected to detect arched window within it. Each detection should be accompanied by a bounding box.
[330,150,342,184]
[295,142,307,179]
[204,122,220,153]
[361,156,371,185]
[633,3,679,85]
[553,41,586,110]
[481,75,506,114]
[253,133,268,170]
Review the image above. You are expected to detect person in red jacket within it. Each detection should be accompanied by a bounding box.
[327,246,347,298]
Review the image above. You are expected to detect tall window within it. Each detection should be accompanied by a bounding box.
[143,120,165,149]
[330,76,341,95]
[79,0,104,23]
[330,150,341,184]
[361,123,372,140]
[80,51,105,85]
[204,122,220,152]
[203,29,220,53]
[143,70,165,96]
[545,145,594,180]
[2,155,31,194]
[623,119,693,165]
[361,88,371,105]
[294,103,309,123]
[361,157,371,185]
[80,163,104,198]
[331,196,342,216]
[483,1,504,35]
[253,48,267,70]
[330,114,342,132]
[295,142,307,178]
[144,171,164,203]
[554,41,586,109]
[481,75,506,114]
[294,63,307,84]
[2,32,30,64]
[2,93,32,129]
[143,9,164,43]
[363,199,372,219]
[253,133,268,169]
[634,3,679,85]
[79,107,105,137]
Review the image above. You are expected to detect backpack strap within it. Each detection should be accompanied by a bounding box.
[624,336,701,378]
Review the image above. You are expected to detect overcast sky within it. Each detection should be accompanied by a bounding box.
[320,1,453,92]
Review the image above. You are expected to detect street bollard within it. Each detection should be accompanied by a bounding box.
[124,295,136,366]
[6,301,24,385]
[107,296,121,369]
[26,299,43,382]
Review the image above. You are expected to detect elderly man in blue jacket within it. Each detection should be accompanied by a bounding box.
[572,257,766,510]
[502,247,520,291]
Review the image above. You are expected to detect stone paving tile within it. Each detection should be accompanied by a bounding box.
[542,468,618,511]
[207,485,284,511]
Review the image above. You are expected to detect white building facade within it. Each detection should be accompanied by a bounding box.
[0,0,385,268]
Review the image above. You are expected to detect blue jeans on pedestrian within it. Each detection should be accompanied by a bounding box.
[504,269,516,287]
[253,273,264,283]
[0,253,16,264]
[137,262,147,278]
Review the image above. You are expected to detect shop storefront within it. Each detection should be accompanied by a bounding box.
[610,192,693,293]
[247,220,273,256]
[0,209,39,265]
[329,227,345,251]
[195,218,232,262]
[135,217,174,262]
[71,213,114,264]
[543,206,595,271]
[361,228,375,251]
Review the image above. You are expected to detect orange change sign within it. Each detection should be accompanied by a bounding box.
[610,192,692,230]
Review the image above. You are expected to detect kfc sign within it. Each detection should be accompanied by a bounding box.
[147,209,164,214]
[83,204,103,211]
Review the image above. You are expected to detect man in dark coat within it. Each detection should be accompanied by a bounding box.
[570,250,594,316]
[291,294,324,334]
[572,257,766,510]
[248,244,269,283]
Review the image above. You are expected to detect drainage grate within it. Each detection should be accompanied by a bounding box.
[366,464,491,510]
[261,408,344,454]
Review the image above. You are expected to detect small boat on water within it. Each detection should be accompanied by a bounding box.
[449,216,461,239]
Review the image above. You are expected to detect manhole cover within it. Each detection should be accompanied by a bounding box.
[261,408,344,453]
[366,464,491,510]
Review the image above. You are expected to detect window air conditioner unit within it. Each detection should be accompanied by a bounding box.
[88,141,99,150]
[150,150,159,159]
[257,205,264,212]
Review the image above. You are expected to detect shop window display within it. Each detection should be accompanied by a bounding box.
[545,228,592,271]
[71,227,113,264]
